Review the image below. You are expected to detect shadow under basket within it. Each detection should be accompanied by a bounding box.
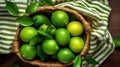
[12,6,91,67]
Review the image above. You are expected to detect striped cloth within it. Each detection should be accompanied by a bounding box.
[0,0,27,54]
[0,0,115,67]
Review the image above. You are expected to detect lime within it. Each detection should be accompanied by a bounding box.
[55,28,70,46]
[69,37,84,53]
[42,39,59,55]
[57,48,75,64]
[20,44,36,60]
[67,21,84,36]
[20,27,38,42]
[33,14,48,26]
[51,10,69,27]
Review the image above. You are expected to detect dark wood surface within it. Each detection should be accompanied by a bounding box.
[0,0,120,67]
[108,0,120,38]
[102,0,120,67]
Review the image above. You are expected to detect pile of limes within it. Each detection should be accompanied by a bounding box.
[19,10,85,64]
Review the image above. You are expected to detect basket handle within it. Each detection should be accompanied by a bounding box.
[80,21,91,56]
[12,25,22,53]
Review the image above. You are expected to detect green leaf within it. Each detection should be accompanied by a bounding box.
[44,18,51,26]
[113,36,120,47]
[40,0,54,6]
[85,56,99,65]
[44,34,53,40]
[16,16,34,26]
[38,30,53,39]
[38,30,48,36]
[5,1,19,16]
[37,45,49,61]
[39,18,56,35]
[46,24,56,35]
[30,35,42,45]
[26,2,39,14]
[73,55,82,67]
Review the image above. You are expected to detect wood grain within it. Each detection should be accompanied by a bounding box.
[108,0,120,38]
[102,0,120,67]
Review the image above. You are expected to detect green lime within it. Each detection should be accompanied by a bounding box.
[57,48,75,64]
[20,44,36,60]
[55,28,70,46]
[42,39,59,55]
[33,14,48,26]
[51,10,69,27]
[20,27,38,42]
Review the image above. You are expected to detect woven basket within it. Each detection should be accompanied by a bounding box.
[12,6,91,67]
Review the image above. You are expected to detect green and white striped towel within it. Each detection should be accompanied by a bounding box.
[0,0,115,67]
[0,0,27,54]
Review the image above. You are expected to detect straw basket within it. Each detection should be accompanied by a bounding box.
[12,6,91,67]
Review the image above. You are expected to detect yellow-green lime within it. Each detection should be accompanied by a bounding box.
[67,21,84,36]
[69,37,84,53]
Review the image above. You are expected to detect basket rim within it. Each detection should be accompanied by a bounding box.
[12,6,91,67]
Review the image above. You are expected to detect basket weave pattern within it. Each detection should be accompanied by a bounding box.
[12,6,91,67]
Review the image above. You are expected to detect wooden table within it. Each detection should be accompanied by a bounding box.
[102,0,120,67]
[0,0,120,67]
